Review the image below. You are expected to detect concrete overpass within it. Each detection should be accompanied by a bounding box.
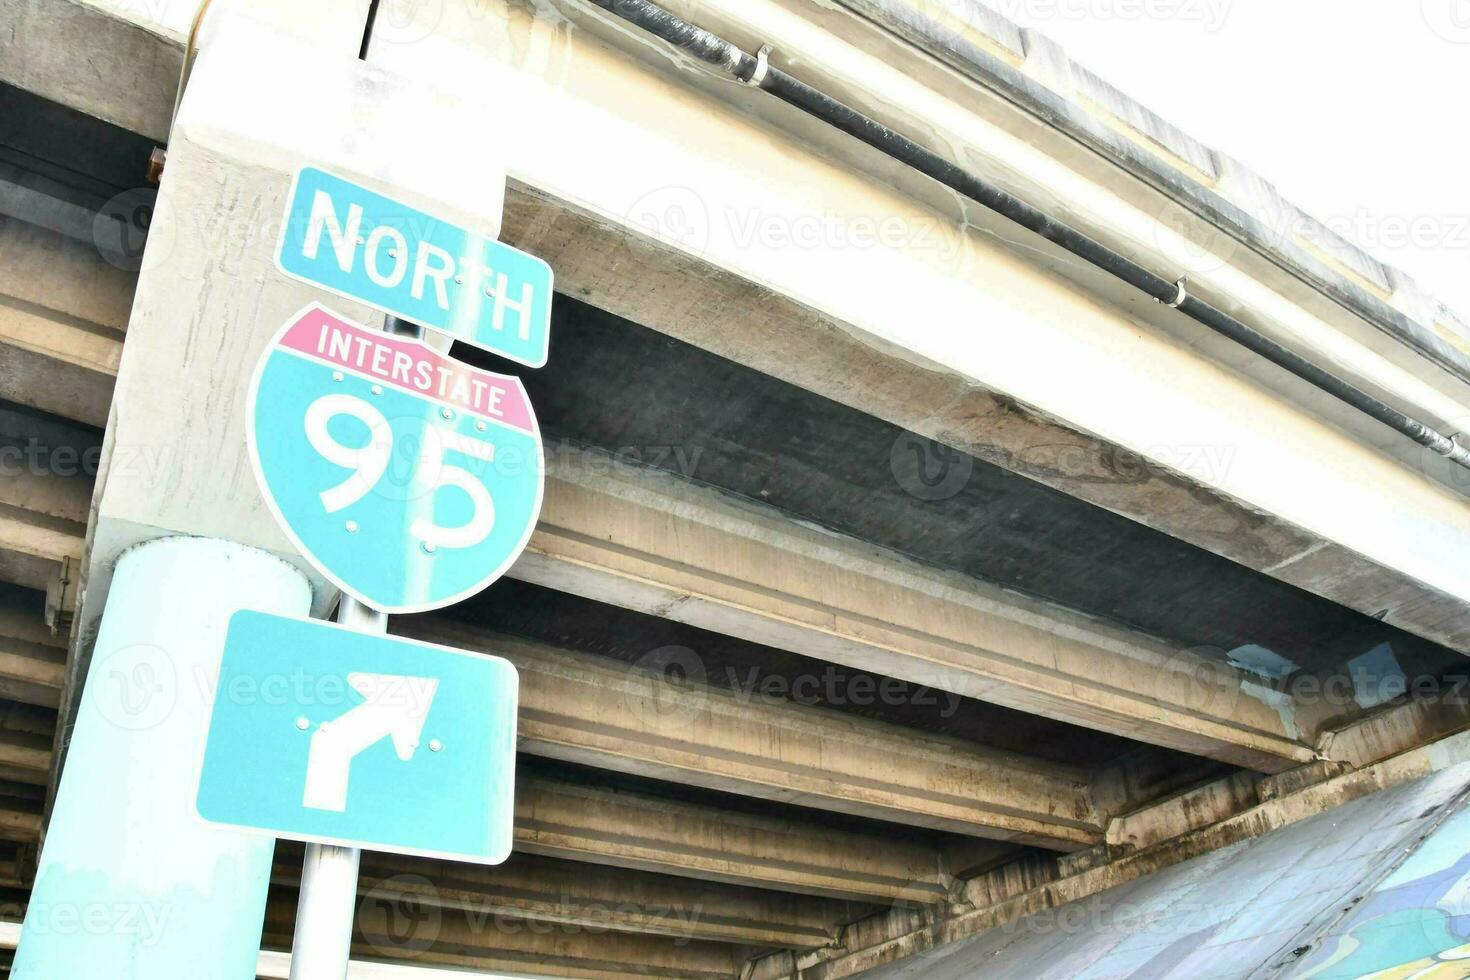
[0,0,1468,975]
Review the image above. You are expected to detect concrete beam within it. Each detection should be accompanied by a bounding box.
[13,0,1470,655]
[385,0,1470,659]
[20,699,957,906]
[0,505,82,592]
[0,432,88,594]
[0,808,40,844]
[408,621,1101,850]
[508,449,1313,773]
[0,0,181,140]
[0,731,51,786]
[0,300,118,428]
[515,773,959,905]
[263,896,747,980]
[273,847,857,949]
[0,215,130,427]
[0,623,65,709]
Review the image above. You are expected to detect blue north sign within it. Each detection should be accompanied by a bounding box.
[196,611,519,863]
[276,167,554,368]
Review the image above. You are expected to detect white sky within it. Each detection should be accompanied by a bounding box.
[984,0,1470,320]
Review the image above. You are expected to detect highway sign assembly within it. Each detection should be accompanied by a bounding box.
[196,610,518,864]
[276,166,554,367]
[246,303,544,614]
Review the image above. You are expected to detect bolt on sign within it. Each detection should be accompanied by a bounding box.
[247,303,544,614]
[276,167,553,367]
[197,611,518,863]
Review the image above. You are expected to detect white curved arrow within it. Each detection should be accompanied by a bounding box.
[303,672,439,812]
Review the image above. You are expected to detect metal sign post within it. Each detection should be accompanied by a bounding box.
[287,595,379,980]
[290,313,416,980]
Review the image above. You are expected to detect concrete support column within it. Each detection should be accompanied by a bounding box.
[13,536,312,979]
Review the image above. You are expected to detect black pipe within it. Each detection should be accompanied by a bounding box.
[588,0,1470,470]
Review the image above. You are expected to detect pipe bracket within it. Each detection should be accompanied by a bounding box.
[1164,278,1189,309]
[746,44,773,87]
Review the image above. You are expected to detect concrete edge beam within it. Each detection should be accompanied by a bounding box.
[23,0,1470,658]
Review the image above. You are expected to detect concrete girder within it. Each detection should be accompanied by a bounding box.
[0,717,961,903]
[406,621,1102,850]
[513,773,961,905]
[0,214,130,427]
[509,449,1314,773]
[262,895,749,980]
[0,504,81,593]
[0,808,40,844]
[273,846,860,949]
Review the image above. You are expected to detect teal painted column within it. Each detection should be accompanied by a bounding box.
[14,536,313,979]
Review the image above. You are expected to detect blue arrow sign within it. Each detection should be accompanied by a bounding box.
[196,611,518,863]
[276,167,554,368]
[247,304,544,614]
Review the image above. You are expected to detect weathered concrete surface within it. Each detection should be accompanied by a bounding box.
[79,5,511,627]
[513,447,1313,772]
[750,728,1470,978]
[273,845,860,949]
[0,712,964,905]
[404,620,1102,850]
[14,0,1470,657]
[513,772,963,904]
[0,0,181,140]
[264,894,749,980]
[0,586,65,709]
[831,0,1470,383]
[0,210,131,427]
[839,752,1470,980]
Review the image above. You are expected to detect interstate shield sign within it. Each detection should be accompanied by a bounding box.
[247,303,543,613]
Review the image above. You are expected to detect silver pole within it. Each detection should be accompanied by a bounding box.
[288,596,381,979]
[289,315,423,978]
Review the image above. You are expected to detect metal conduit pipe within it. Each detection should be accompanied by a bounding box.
[587,0,1470,471]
